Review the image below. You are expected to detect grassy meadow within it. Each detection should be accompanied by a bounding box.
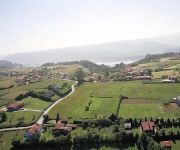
[21,96,52,110]
[0,111,41,127]
[0,78,73,107]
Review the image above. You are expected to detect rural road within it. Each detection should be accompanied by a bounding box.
[0,81,77,132]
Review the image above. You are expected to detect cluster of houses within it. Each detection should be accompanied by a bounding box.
[25,120,77,141]
[124,121,172,149]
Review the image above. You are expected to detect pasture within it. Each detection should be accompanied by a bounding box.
[49,81,180,120]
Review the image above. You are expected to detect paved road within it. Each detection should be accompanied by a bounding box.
[0,81,77,132]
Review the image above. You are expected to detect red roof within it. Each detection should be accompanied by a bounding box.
[141,121,155,131]
[161,141,172,147]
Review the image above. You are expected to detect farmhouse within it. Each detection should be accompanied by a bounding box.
[53,121,77,136]
[25,124,43,141]
[141,121,156,133]
[7,102,24,111]
[160,141,172,149]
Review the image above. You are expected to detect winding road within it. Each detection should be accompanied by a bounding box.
[0,81,77,132]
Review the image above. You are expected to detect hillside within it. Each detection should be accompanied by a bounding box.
[4,33,180,66]
[0,60,23,68]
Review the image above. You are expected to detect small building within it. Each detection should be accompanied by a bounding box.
[7,102,24,111]
[25,124,43,141]
[53,126,72,136]
[141,121,156,133]
[161,141,172,149]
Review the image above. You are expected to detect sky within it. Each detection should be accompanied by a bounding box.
[0,0,180,55]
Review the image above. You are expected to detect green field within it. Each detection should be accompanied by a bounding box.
[49,81,180,120]
[119,99,180,119]
[0,78,73,107]
[21,96,52,110]
[0,111,41,127]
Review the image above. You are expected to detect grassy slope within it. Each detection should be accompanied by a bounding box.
[0,78,73,107]
[49,81,180,119]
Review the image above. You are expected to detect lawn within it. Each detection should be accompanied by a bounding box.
[0,111,41,128]
[21,96,52,110]
[49,81,180,120]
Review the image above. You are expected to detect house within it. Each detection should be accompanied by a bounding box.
[160,141,172,149]
[173,96,180,106]
[53,121,77,136]
[141,121,156,133]
[53,126,72,136]
[7,102,24,111]
[25,124,43,141]
[54,121,65,130]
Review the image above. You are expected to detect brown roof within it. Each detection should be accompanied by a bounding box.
[161,141,172,147]
[141,121,155,131]
[28,123,42,134]
[7,102,24,109]
[54,121,65,129]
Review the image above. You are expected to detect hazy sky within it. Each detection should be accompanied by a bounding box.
[0,0,180,55]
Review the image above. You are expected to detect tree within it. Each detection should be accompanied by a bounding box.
[43,115,49,123]
[1,112,7,122]
[56,113,60,123]
[74,68,85,84]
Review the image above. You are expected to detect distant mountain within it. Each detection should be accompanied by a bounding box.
[4,33,180,66]
[0,60,23,68]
